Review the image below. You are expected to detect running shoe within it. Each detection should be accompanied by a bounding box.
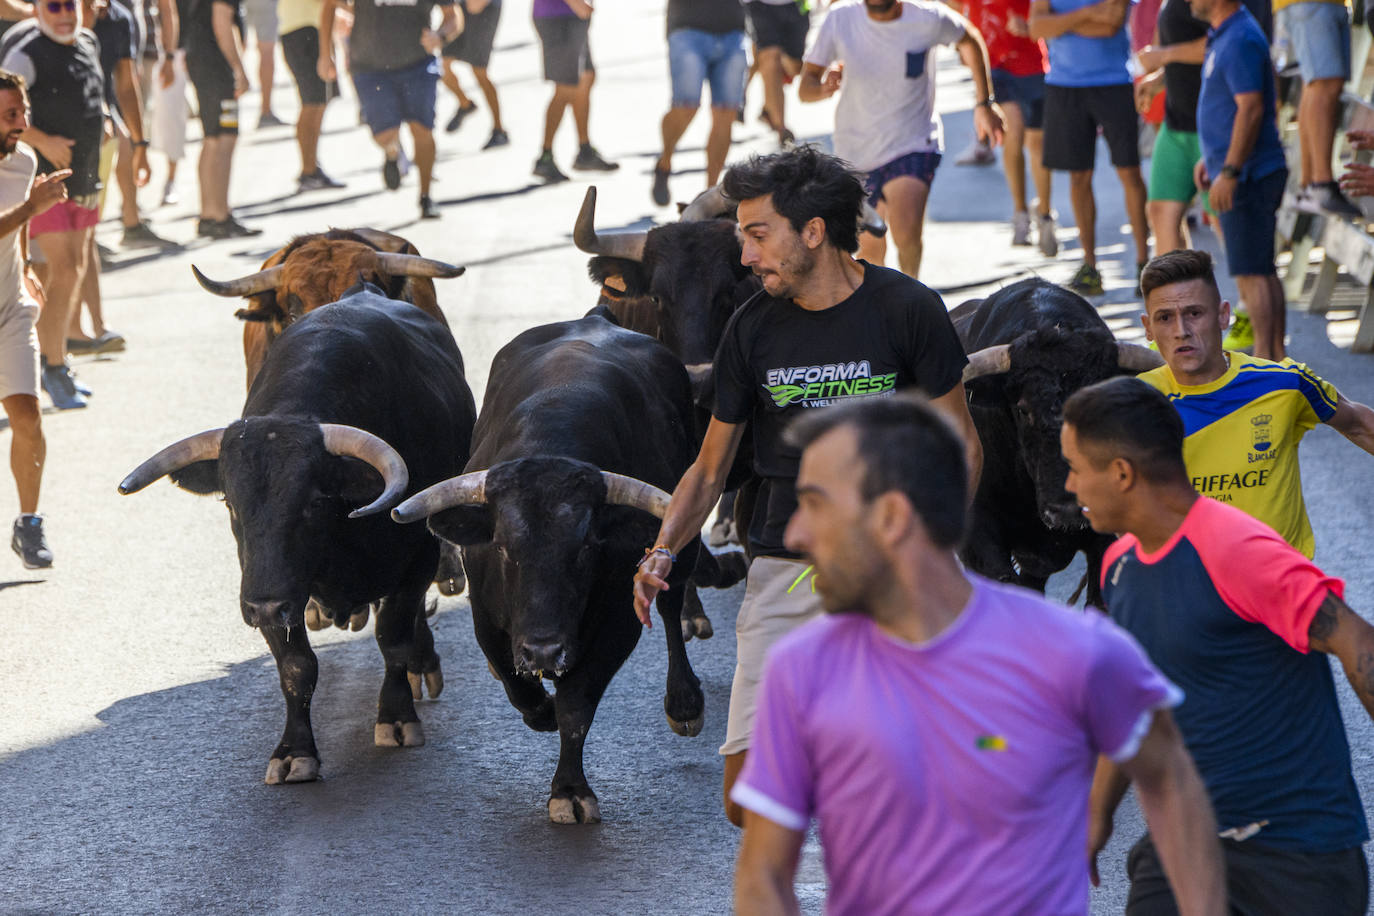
[533,150,569,183]
[40,360,87,410]
[954,137,995,166]
[67,329,125,355]
[1224,310,1255,351]
[1012,211,1032,246]
[446,102,477,133]
[1296,182,1364,219]
[160,179,178,207]
[420,195,441,220]
[257,111,287,129]
[483,128,509,149]
[11,514,52,569]
[1067,262,1104,296]
[652,166,671,207]
[573,144,619,172]
[298,168,345,191]
[382,156,402,191]
[1038,212,1059,257]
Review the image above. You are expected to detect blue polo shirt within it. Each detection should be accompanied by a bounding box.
[1044,0,1131,87]
[1198,6,1285,181]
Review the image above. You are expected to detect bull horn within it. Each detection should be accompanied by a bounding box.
[390,470,489,524]
[1117,341,1165,373]
[678,185,733,222]
[601,472,672,519]
[374,252,466,279]
[319,424,410,519]
[192,264,284,298]
[860,201,887,236]
[574,186,648,262]
[118,427,226,495]
[961,344,1013,383]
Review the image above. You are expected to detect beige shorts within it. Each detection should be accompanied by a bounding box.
[0,299,40,400]
[720,555,823,756]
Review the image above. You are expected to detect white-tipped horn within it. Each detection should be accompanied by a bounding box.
[119,428,226,494]
[374,252,467,279]
[860,201,887,236]
[390,470,490,524]
[192,264,284,298]
[961,345,1013,383]
[574,186,648,261]
[348,228,408,251]
[678,185,733,222]
[1117,341,1165,373]
[319,424,410,518]
[601,472,672,519]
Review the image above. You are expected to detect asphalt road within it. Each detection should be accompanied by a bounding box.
[2,2,1373,912]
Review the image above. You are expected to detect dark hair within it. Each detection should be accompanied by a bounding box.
[722,145,866,253]
[784,393,967,548]
[1139,249,1220,302]
[1062,377,1187,484]
[0,69,28,103]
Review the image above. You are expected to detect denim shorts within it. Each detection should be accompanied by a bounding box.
[669,28,748,110]
[991,68,1045,130]
[863,149,941,206]
[1217,166,1287,277]
[1277,2,1351,82]
[352,56,440,135]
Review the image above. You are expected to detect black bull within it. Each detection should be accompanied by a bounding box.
[955,278,1162,606]
[392,315,706,824]
[119,290,476,784]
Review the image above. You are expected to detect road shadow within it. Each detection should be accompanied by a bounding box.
[0,579,44,592]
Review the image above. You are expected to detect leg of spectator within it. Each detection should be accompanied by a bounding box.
[34,230,84,366]
[1026,129,1052,219]
[410,123,436,199]
[116,134,139,230]
[572,68,594,146]
[1148,199,1189,254]
[705,107,735,188]
[199,135,236,221]
[3,394,43,514]
[1236,273,1285,361]
[881,175,931,279]
[1069,169,1097,268]
[259,40,277,119]
[1002,101,1028,215]
[1117,165,1151,265]
[1303,77,1343,185]
[472,67,503,132]
[440,57,465,103]
[658,105,697,175]
[723,750,747,828]
[858,199,888,267]
[542,85,575,151]
[82,234,106,336]
[756,46,786,143]
[297,103,324,175]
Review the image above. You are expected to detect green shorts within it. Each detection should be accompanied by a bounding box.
[1149,122,1205,205]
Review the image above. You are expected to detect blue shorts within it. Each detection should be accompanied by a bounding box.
[668,28,749,110]
[352,57,440,135]
[991,69,1046,130]
[1217,166,1287,277]
[1278,2,1351,82]
[864,150,941,206]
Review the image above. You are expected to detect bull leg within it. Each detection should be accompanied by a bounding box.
[471,610,556,732]
[372,585,429,748]
[259,624,321,785]
[680,583,713,642]
[658,541,705,737]
[406,606,444,702]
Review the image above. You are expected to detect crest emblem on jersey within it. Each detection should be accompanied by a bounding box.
[1251,413,1272,452]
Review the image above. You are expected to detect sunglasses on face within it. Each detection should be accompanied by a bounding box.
[44,1,76,12]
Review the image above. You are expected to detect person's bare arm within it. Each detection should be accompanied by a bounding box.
[0,0,32,20]
[1207,90,1263,213]
[1029,0,1126,40]
[733,811,805,916]
[0,169,68,240]
[421,3,462,54]
[1324,394,1374,456]
[18,128,73,169]
[467,0,490,12]
[318,0,339,80]
[1307,591,1374,721]
[567,0,592,19]
[158,0,179,52]
[631,417,746,625]
[797,61,840,103]
[955,26,1005,146]
[1119,711,1226,916]
[930,382,983,496]
[1137,35,1206,72]
[211,0,248,96]
[1086,754,1132,886]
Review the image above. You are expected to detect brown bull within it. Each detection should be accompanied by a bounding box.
[192,228,465,389]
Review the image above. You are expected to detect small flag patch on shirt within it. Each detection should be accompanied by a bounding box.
[975,735,1008,751]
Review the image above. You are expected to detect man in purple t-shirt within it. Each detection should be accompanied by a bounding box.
[731,393,1226,915]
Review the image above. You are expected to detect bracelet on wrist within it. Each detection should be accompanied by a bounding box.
[637,544,676,567]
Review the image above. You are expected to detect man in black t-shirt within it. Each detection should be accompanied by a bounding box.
[652,0,747,206]
[319,0,462,220]
[631,146,982,828]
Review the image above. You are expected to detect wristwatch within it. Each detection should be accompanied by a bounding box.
[976,97,997,108]
[1220,164,1241,179]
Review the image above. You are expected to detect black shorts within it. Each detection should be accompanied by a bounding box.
[534,14,592,87]
[1125,833,1369,916]
[745,1,809,60]
[444,0,501,69]
[187,57,239,138]
[1042,82,1138,171]
[281,26,336,106]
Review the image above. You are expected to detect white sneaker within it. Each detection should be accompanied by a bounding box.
[955,138,996,166]
[1038,212,1059,258]
[1012,211,1032,246]
[397,146,412,178]
[160,180,178,207]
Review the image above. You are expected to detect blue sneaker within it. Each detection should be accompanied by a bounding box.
[41,360,87,410]
[12,514,52,568]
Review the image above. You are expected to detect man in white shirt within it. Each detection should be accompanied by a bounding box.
[0,70,73,568]
[800,0,1003,278]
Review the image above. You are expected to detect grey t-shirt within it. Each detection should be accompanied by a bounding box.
[349,0,451,74]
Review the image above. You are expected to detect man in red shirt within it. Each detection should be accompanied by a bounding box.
[965,0,1057,255]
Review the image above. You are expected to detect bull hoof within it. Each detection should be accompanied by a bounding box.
[548,793,601,825]
[264,755,320,785]
[408,668,444,700]
[349,607,370,631]
[666,711,704,737]
[374,721,425,747]
[690,614,713,640]
[305,599,329,631]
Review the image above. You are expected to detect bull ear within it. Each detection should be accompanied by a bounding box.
[234,292,284,323]
[427,506,494,547]
[587,257,650,295]
[168,460,222,495]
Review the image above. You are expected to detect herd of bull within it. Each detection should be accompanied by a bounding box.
[115,188,1164,824]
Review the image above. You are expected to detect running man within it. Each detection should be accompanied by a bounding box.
[440,0,507,150]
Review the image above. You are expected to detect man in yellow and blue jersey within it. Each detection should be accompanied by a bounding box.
[1136,249,1374,558]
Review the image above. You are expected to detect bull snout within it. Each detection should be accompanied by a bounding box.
[242,598,302,629]
[516,640,570,679]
